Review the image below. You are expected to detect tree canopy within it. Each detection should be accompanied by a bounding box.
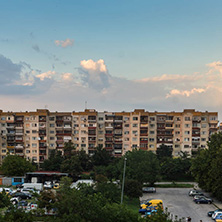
[1,155,36,176]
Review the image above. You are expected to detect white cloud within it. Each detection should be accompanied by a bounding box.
[78,59,110,91]
[61,73,73,81]
[36,71,56,81]
[166,88,206,98]
[54,38,74,48]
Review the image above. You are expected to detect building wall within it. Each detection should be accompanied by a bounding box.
[0,109,219,164]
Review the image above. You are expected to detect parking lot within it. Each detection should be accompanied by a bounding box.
[141,188,217,222]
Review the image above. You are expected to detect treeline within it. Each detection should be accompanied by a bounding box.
[41,142,193,186]
[191,132,222,201]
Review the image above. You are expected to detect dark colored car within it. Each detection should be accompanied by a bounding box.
[193,196,212,204]
[142,187,156,193]
[12,192,32,200]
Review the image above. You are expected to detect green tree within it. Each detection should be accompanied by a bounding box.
[124,149,160,185]
[191,132,222,200]
[42,149,64,171]
[124,179,142,199]
[1,155,36,176]
[3,208,34,222]
[156,144,173,162]
[61,155,83,179]
[91,145,114,167]
[0,191,10,208]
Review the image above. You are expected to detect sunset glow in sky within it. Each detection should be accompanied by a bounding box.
[1,0,222,119]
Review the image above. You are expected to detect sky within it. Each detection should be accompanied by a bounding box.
[1,0,222,120]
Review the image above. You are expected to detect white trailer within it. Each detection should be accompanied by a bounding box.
[22,183,43,191]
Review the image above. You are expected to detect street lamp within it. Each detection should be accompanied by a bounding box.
[121,157,127,204]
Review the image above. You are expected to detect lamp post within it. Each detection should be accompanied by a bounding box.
[121,157,127,204]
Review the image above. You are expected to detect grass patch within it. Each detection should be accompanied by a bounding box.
[124,197,140,214]
[155,183,194,188]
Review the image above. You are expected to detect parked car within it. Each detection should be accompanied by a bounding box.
[188,190,204,196]
[193,195,207,200]
[144,206,158,217]
[193,196,212,204]
[12,192,32,200]
[212,212,222,220]
[215,214,222,222]
[44,181,52,189]
[53,183,60,189]
[10,197,20,205]
[17,200,29,210]
[142,187,156,193]
[208,209,222,217]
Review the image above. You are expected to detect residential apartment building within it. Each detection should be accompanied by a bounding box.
[0,109,218,164]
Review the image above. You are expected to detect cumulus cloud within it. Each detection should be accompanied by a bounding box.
[78,59,110,91]
[61,73,73,81]
[0,54,56,95]
[54,38,74,48]
[166,88,206,98]
[36,71,56,81]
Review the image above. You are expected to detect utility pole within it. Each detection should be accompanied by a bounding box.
[121,157,127,204]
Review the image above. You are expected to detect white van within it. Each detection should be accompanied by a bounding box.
[22,183,43,191]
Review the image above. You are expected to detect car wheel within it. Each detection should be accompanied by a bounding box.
[208,201,211,204]
[197,202,200,204]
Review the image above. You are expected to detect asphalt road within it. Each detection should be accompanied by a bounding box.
[140,188,216,222]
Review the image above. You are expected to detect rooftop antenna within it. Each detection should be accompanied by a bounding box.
[85,101,87,110]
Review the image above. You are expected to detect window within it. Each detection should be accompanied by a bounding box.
[149,138,155,142]
[150,117,155,121]
[201,131,206,135]
[149,131,155,134]
[132,117,138,121]
[74,130,79,134]
[185,124,190,128]
[14,178,22,183]
[185,131,190,135]
[1,117,6,120]
[149,144,154,148]
[184,138,190,142]
[32,157,37,162]
[25,123,30,128]
[175,131,180,135]
[210,116,217,121]
[32,150,37,153]
[32,130,37,134]
[124,131,129,135]
[50,137,55,140]
[132,123,138,127]
[1,123,5,127]
[32,123,37,127]
[32,137,37,140]
[98,117,104,121]
[184,145,190,148]
[2,149,6,153]
[202,124,207,128]
[98,138,103,142]
[124,124,129,127]
[98,131,103,134]
[25,117,29,121]
[201,117,207,121]
[185,117,190,121]
[124,137,129,141]
[175,145,180,148]
[132,130,137,135]
[50,144,54,147]
[81,144,86,148]
[175,124,180,128]
[150,124,155,128]
[50,123,55,127]
[132,144,137,148]
[124,117,129,121]
[176,117,181,121]
[32,143,37,147]
[49,117,55,121]
[26,150,30,153]
[50,130,54,134]
[201,138,206,141]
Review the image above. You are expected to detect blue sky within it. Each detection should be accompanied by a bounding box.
[0,0,222,119]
